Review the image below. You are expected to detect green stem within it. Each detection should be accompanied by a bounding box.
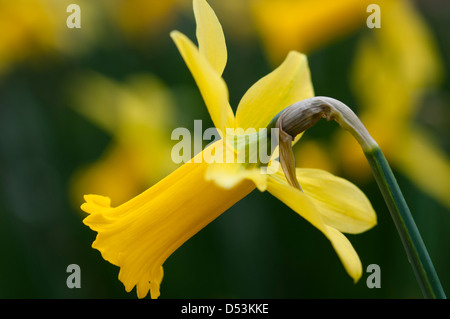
[273,97,447,299]
[365,147,446,299]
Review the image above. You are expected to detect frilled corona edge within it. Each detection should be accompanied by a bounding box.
[81,143,255,298]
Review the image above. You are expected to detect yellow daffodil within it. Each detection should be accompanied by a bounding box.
[0,0,54,75]
[81,0,376,299]
[250,0,371,64]
[0,0,99,76]
[335,0,450,208]
[101,0,180,41]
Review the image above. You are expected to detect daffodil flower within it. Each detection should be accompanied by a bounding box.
[81,0,376,299]
[250,0,372,63]
[107,0,179,40]
[0,0,99,77]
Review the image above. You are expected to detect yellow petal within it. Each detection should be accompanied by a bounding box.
[324,225,362,282]
[235,51,314,130]
[266,170,364,281]
[81,142,255,299]
[267,173,327,232]
[298,168,377,234]
[194,0,227,75]
[170,30,235,132]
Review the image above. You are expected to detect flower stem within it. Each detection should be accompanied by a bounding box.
[365,147,446,299]
[273,97,446,299]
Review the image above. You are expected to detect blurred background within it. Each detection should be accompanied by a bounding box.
[0,0,449,298]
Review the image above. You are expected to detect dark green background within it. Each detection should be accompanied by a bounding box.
[0,0,448,298]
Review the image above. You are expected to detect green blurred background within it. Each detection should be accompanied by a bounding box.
[0,0,449,298]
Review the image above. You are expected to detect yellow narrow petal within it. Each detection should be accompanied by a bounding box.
[266,172,363,282]
[81,141,254,299]
[267,175,326,232]
[324,225,362,282]
[194,0,227,75]
[170,31,235,131]
[235,51,314,130]
[297,168,377,234]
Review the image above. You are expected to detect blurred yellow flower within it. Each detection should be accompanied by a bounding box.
[294,140,336,173]
[69,73,178,206]
[250,0,371,64]
[335,0,450,208]
[81,0,376,299]
[101,0,181,41]
[0,0,53,75]
[0,0,100,76]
